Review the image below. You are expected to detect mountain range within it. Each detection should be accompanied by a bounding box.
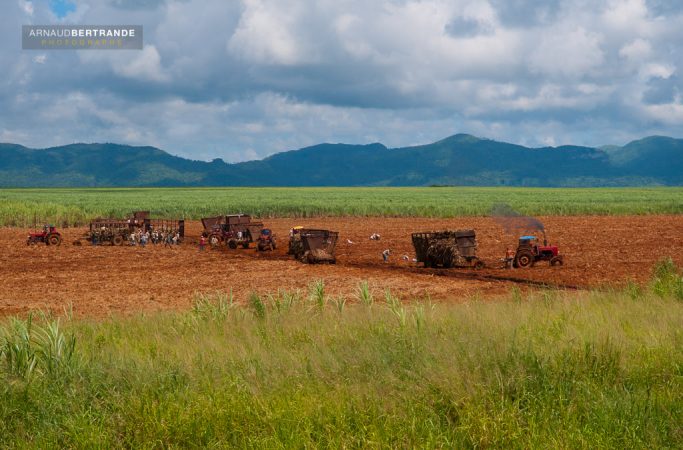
[0,134,681,187]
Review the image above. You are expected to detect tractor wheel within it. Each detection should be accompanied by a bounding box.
[515,250,534,268]
[303,251,314,264]
[550,256,564,266]
[112,235,124,246]
[47,234,62,246]
[228,240,238,249]
[209,234,222,247]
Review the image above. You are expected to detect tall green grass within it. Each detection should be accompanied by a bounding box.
[0,186,681,226]
[1,265,682,448]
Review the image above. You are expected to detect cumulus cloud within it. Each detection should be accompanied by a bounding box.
[528,27,605,77]
[115,45,169,82]
[228,0,316,65]
[1,0,683,161]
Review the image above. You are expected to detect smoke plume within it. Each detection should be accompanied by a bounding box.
[490,203,545,235]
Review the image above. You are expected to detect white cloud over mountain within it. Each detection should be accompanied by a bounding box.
[1,0,682,161]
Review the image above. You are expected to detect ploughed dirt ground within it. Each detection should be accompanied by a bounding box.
[1,216,682,318]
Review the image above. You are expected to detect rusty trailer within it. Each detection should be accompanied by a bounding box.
[86,211,184,245]
[412,230,483,269]
[201,214,263,249]
[291,229,339,264]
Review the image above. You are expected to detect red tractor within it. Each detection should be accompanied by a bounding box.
[256,228,276,252]
[513,234,563,268]
[27,224,62,246]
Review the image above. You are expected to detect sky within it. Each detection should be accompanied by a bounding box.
[1,0,682,162]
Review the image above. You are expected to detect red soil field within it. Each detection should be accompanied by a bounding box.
[1,216,681,318]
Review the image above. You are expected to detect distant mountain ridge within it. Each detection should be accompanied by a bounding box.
[0,134,681,187]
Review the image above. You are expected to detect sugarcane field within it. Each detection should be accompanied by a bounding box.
[2,212,681,317]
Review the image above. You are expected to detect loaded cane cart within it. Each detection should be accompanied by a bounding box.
[289,228,339,264]
[411,229,484,269]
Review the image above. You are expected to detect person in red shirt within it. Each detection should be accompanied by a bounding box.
[505,247,515,269]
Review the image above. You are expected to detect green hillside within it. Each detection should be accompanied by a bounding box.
[0,135,681,187]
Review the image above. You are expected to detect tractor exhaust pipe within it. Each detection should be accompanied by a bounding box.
[542,230,547,246]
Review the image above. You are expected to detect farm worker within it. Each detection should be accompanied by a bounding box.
[382,249,391,262]
[505,247,515,269]
[199,235,207,252]
[237,230,243,240]
[173,232,180,245]
[370,233,381,240]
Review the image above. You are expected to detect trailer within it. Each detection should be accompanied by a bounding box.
[289,229,339,264]
[412,230,483,269]
[88,219,131,246]
[85,211,184,245]
[201,214,263,249]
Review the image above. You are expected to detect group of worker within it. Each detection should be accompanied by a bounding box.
[128,228,181,247]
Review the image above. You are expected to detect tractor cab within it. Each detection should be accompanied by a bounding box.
[518,235,540,255]
[39,224,58,234]
[519,235,537,246]
[256,228,276,252]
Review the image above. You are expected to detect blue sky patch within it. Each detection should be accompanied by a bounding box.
[50,0,76,18]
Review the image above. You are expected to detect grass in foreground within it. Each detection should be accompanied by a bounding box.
[1,261,682,448]
[0,186,682,227]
